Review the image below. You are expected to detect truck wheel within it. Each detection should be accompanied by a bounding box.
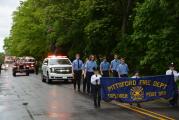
[26,72,29,76]
[46,73,52,84]
[13,72,16,77]
[36,72,38,75]
[41,74,45,82]
[64,79,69,83]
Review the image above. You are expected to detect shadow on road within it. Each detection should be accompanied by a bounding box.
[47,81,73,85]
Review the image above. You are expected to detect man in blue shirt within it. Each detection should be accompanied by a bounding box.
[110,54,120,77]
[117,58,129,77]
[85,55,97,94]
[100,56,110,77]
[72,53,83,91]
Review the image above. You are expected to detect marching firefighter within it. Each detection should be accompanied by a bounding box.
[72,53,83,91]
[91,67,102,108]
[100,56,110,77]
[166,63,178,106]
[110,54,120,77]
[85,55,97,94]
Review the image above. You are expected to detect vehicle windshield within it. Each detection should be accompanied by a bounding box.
[26,59,35,62]
[49,59,71,65]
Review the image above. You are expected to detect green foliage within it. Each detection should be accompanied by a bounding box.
[131,0,179,74]
[0,53,5,63]
[3,0,179,74]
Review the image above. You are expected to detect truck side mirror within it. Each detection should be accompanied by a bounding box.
[43,63,47,66]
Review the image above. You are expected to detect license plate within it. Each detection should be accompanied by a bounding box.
[63,76,67,79]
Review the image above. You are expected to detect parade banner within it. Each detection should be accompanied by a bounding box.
[101,75,176,103]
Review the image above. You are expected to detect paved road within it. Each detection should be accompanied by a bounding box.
[0,68,178,120]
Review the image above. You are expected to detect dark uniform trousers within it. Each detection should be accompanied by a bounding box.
[102,71,109,77]
[112,70,118,77]
[169,83,178,106]
[86,72,94,94]
[92,84,101,107]
[83,75,87,92]
[73,70,82,90]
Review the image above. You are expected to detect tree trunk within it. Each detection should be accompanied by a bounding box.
[121,0,133,39]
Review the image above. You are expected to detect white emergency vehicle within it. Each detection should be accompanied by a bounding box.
[41,55,73,83]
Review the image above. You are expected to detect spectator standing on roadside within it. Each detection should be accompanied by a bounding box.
[35,61,39,75]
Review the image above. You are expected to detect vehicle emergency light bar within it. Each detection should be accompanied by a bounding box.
[48,55,67,58]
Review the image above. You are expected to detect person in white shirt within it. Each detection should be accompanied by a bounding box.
[166,63,179,81]
[91,67,102,108]
[131,71,141,107]
[166,63,178,106]
[131,71,140,79]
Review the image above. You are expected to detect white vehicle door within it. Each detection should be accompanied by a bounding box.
[42,59,48,77]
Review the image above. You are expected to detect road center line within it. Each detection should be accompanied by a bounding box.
[131,105,175,120]
[113,101,175,120]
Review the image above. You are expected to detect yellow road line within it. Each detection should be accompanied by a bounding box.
[131,105,175,120]
[115,103,165,120]
[113,101,175,120]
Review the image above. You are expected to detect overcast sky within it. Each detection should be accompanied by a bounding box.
[0,0,25,52]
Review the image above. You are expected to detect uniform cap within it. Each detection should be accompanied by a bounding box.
[169,62,175,67]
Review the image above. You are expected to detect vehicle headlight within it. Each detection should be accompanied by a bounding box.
[50,68,55,73]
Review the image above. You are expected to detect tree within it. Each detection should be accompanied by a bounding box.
[0,53,5,63]
[4,0,179,74]
[131,0,179,74]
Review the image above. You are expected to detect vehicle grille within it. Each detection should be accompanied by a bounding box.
[54,67,72,74]
[19,65,24,69]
